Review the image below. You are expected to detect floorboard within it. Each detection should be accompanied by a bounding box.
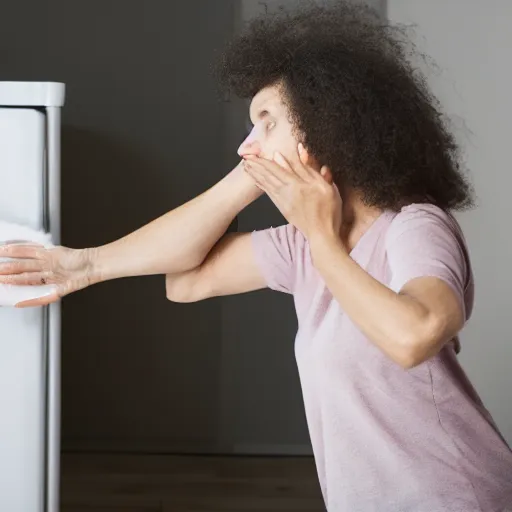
[60,453,325,512]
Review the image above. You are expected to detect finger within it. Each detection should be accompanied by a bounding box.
[320,166,334,184]
[298,143,324,177]
[15,291,60,308]
[244,164,273,192]
[0,259,46,275]
[0,244,46,260]
[0,240,42,246]
[274,151,310,182]
[0,271,53,286]
[298,143,315,169]
[246,156,294,184]
[244,160,282,192]
[272,151,293,171]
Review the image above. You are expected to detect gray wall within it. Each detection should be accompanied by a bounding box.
[388,0,512,444]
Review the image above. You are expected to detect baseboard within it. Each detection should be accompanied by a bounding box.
[62,438,313,457]
[232,443,314,456]
[61,437,222,455]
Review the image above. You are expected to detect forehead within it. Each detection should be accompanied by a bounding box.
[249,85,286,121]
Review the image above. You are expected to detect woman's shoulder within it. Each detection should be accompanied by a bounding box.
[385,202,474,318]
[392,202,458,222]
[387,202,466,242]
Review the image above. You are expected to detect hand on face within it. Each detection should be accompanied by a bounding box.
[243,143,342,241]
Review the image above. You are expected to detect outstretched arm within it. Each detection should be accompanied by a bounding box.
[88,160,262,283]
[0,160,263,306]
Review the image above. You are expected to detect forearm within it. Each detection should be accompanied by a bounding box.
[89,161,262,283]
[309,233,433,367]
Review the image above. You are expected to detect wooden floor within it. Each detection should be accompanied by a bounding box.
[60,453,326,512]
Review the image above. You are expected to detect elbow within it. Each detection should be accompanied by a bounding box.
[166,284,199,303]
[394,338,431,369]
[165,276,196,303]
[394,349,425,370]
[166,287,197,303]
[165,271,209,303]
[393,317,449,370]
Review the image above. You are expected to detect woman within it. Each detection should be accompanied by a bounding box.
[0,3,511,511]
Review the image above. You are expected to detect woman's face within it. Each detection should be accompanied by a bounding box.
[237,84,303,167]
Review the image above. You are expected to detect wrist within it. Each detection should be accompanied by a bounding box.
[308,229,347,268]
[86,246,107,285]
[222,160,264,206]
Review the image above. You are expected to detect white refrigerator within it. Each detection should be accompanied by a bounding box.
[0,82,65,512]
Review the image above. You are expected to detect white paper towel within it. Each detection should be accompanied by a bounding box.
[0,220,57,306]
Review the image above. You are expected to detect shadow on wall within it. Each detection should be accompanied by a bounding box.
[59,125,224,451]
[61,126,239,247]
[61,126,172,246]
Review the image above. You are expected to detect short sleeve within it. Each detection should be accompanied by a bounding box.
[386,205,472,320]
[251,224,302,294]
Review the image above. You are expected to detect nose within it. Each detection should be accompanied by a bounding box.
[238,141,261,158]
[237,126,262,158]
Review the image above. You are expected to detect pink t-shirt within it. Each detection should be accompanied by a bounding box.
[251,203,512,512]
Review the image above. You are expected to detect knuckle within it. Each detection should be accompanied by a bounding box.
[6,262,20,273]
[30,274,44,285]
[18,273,32,284]
[0,262,13,273]
[15,261,27,272]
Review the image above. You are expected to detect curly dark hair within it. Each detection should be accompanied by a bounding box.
[212,1,474,212]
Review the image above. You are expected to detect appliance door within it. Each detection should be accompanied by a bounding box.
[0,107,46,512]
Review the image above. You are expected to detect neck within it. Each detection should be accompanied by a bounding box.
[339,188,383,251]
